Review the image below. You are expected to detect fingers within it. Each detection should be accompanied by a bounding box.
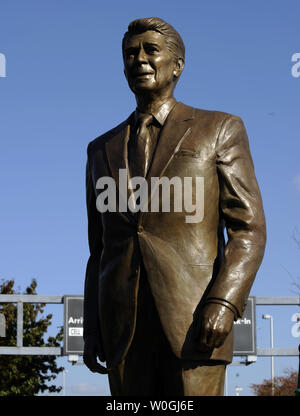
[83,351,108,374]
[197,303,234,350]
[197,320,213,349]
[83,335,108,374]
[198,324,227,350]
[198,321,223,350]
[93,338,105,363]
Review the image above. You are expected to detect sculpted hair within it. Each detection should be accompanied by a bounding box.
[122,17,185,62]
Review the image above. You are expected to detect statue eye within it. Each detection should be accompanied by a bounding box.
[125,48,137,58]
[145,46,158,55]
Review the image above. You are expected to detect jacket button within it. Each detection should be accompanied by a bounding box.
[137,225,143,233]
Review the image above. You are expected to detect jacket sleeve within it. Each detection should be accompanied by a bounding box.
[83,153,104,341]
[206,115,266,318]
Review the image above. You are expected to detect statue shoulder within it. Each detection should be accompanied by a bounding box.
[86,113,133,155]
[176,103,245,143]
[193,105,242,124]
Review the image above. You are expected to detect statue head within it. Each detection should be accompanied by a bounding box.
[122,17,185,97]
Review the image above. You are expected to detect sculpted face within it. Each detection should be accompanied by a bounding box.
[123,30,182,96]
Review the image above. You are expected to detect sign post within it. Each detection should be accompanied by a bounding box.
[63,296,84,356]
[233,297,256,356]
[62,295,257,360]
[0,313,5,338]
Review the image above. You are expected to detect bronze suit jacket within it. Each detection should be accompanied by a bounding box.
[83,102,266,370]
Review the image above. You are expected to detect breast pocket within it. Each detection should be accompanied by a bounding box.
[173,149,203,163]
[167,149,216,181]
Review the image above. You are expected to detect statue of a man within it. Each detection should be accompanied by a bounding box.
[83,17,266,395]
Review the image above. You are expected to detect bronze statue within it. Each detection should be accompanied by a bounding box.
[83,17,266,396]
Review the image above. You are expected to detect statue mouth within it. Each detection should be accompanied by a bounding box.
[134,72,154,78]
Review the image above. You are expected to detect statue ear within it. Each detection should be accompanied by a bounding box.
[173,58,184,79]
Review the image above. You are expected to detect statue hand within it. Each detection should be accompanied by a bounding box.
[197,303,234,350]
[83,334,107,374]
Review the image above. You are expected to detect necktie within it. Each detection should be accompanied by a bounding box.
[132,113,153,178]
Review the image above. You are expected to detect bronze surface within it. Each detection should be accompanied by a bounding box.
[83,17,266,395]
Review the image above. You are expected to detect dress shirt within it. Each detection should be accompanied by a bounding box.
[128,98,177,178]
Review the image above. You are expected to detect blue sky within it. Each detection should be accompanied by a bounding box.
[0,0,299,396]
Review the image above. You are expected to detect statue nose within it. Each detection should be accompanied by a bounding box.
[136,48,147,63]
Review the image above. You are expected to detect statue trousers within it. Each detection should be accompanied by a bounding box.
[108,263,226,396]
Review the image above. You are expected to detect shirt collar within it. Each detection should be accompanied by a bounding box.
[135,98,177,127]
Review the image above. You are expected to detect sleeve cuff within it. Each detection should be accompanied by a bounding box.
[205,297,240,321]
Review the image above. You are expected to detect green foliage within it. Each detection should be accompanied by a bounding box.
[0,279,64,396]
[250,368,298,396]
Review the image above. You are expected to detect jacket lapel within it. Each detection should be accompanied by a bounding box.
[142,102,194,212]
[105,114,136,223]
[146,102,195,182]
[104,103,195,220]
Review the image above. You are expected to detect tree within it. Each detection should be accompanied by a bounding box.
[250,368,298,396]
[0,279,64,395]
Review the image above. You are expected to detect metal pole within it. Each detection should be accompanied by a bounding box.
[296,345,300,396]
[262,314,275,395]
[0,313,5,337]
[270,316,274,396]
[17,301,23,347]
[62,369,65,396]
[62,369,68,396]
